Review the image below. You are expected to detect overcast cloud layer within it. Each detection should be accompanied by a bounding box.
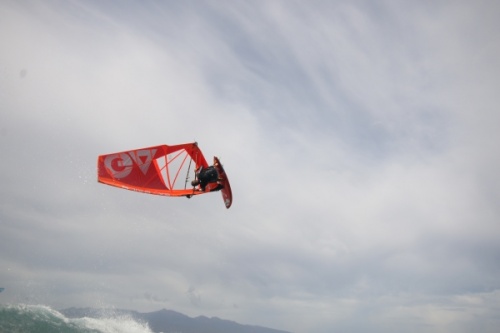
[1,1,500,332]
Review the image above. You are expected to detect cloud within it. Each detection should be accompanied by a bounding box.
[1,1,500,333]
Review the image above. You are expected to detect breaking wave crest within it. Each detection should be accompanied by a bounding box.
[0,304,154,333]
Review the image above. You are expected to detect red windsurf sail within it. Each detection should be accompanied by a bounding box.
[97,142,208,197]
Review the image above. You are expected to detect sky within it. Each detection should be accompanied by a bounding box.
[1,1,500,332]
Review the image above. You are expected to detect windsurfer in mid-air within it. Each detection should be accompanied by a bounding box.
[192,157,224,192]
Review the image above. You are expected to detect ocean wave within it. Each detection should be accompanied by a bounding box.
[0,304,155,333]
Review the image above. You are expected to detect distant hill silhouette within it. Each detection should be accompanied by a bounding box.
[61,307,292,333]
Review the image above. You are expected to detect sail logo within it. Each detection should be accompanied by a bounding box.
[104,149,157,179]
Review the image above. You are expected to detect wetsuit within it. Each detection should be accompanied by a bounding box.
[192,166,219,191]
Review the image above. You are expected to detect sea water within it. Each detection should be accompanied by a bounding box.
[0,304,155,333]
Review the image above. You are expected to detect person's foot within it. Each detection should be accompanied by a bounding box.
[212,184,224,191]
